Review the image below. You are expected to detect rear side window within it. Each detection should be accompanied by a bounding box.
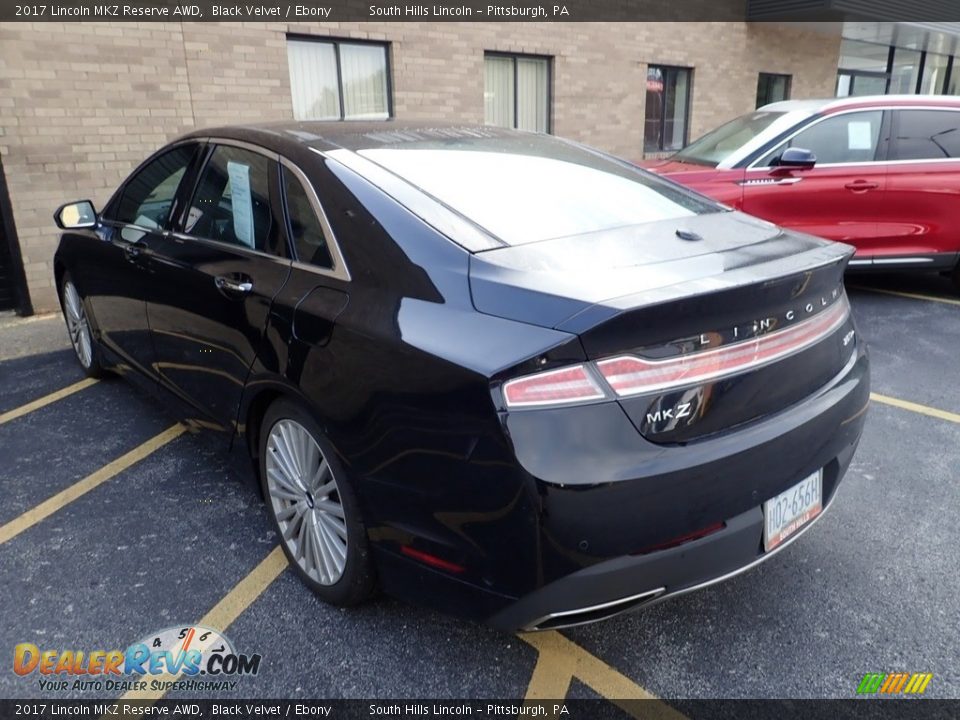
[113,144,197,228]
[759,110,883,166]
[282,166,333,269]
[891,110,960,160]
[185,145,274,251]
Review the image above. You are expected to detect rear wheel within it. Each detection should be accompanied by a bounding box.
[258,399,376,606]
[61,274,104,378]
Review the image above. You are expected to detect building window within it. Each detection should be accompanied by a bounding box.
[286,37,390,121]
[836,36,958,97]
[756,73,791,108]
[484,53,551,133]
[889,46,922,94]
[644,65,692,153]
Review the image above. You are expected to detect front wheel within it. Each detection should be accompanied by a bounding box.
[258,399,376,606]
[61,273,104,378]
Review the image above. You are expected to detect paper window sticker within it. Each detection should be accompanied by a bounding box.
[847,122,874,150]
[184,206,203,233]
[134,214,159,230]
[227,161,256,248]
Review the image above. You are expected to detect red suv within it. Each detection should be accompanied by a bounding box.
[642,95,960,289]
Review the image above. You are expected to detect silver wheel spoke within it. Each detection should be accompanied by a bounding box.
[318,515,347,564]
[281,507,304,542]
[265,418,348,586]
[266,464,303,496]
[275,503,299,522]
[268,436,303,491]
[315,499,345,519]
[308,461,330,493]
[311,521,332,582]
[314,478,336,499]
[279,424,302,478]
[315,515,344,578]
[324,514,348,540]
[63,282,92,369]
[268,483,302,503]
[305,519,324,583]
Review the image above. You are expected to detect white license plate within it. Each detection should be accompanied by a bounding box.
[763,470,823,551]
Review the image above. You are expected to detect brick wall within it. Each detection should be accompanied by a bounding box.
[0,21,842,313]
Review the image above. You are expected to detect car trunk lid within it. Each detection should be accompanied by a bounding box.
[470,211,857,442]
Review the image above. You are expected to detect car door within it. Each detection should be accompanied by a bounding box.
[740,109,889,257]
[144,141,292,432]
[86,142,202,378]
[268,159,351,380]
[879,108,960,262]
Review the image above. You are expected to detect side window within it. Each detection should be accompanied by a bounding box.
[892,110,960,160]
[282,166,333,270]
[759,110,883,166]
[185,145,274,251]
[113,144,197,228]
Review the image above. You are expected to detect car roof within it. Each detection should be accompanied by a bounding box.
[179,120,531,156]
[762,95,960,114]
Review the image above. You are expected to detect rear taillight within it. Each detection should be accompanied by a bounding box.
[596,295,850,397]
[502,294,850,409]
[502,365,605,408]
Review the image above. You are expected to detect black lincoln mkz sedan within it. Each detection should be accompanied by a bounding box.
[53,122,869,630]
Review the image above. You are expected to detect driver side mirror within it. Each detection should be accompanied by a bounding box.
[54,200,97,230]
[775,147,817,170]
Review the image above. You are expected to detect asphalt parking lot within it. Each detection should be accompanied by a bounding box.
[0,272,957,709]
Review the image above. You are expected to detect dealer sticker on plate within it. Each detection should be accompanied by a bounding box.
[763,469,823,551]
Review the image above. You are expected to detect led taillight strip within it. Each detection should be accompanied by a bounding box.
[502,364,605,408]
[596,295,851,397]
[501,295,851,409]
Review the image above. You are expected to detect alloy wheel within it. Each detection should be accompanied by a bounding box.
[265,419,348,585]
[63,280,93,369]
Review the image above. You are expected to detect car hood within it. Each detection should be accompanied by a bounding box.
[468,210,851,330]
[638,158,726,180]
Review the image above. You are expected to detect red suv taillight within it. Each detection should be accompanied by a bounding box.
[502,294,850,409]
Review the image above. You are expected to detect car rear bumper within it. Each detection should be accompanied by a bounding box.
[487,344,869,631]
[488,480,845,631]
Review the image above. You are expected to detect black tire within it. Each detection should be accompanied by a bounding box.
[258,398,376,606]
[59,272,105,379]
[952,262,960,294]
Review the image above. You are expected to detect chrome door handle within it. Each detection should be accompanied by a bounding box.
[844,181,879,192]
[215,276,253,294]
[122,241,145,259]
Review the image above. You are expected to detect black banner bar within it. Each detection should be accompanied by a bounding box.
[3,0,960,22]
[0,700,957,720]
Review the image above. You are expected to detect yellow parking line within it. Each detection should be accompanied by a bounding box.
[0,378,98,426]
[849,285,960,307]
[0,424,185,545]
[521,631,688,719]
[871,392,960,425]
[119,546,289,701]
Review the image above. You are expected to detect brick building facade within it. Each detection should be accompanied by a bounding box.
[0,21,843,314]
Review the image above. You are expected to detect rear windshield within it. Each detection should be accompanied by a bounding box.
[354,134,720,246]
[674,111,789,167]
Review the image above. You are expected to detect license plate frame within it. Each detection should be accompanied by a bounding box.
[763,469,823,552]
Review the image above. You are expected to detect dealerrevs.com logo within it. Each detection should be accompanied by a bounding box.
[13,625,261,693]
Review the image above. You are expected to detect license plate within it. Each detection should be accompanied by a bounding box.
[763,470,823,551]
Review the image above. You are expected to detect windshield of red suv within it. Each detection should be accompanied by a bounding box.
[674,110,790,167]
